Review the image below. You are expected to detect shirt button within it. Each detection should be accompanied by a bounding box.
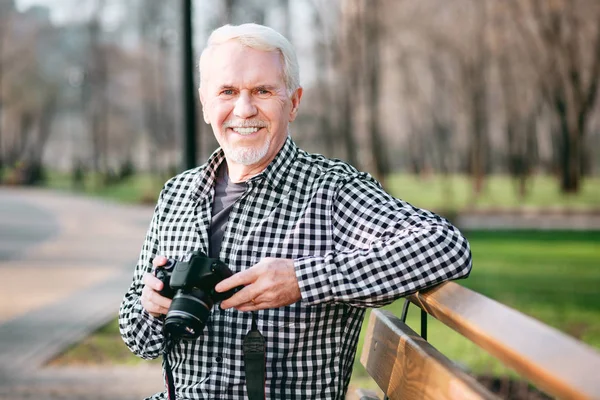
[215,356,223,363]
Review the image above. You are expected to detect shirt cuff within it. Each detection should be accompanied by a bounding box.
[294,256,334,305]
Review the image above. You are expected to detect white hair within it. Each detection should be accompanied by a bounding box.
[199,23,300,94]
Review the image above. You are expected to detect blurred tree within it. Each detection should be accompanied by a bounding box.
[375,0,494,197]
[138,0,173,174]
[428,55,457,203]
[307,0,343,159]
[335,0,360,169]
[278,0,291,40]
[2,0,599,197]
[82,0,109,180]
[0,6,7,177]
[493,5,540,199]
[220,0,235,25]
[509,0,600,193]
[364,0,390,186]
[0,5,60,184]
[464,1,491,198]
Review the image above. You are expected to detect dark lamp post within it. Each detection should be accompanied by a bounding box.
[182,0,198,170]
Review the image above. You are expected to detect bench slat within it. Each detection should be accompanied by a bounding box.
[409,282,600,400]
[360,309,497,400]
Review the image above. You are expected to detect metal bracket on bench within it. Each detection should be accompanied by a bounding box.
[400,298,411,322]
[421,308,428,341]
[400,298,428,340]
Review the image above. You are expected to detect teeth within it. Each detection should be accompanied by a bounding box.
[232,127,259,135]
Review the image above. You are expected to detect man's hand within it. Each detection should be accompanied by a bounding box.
[216,258,301,311]
[141,255,173,318]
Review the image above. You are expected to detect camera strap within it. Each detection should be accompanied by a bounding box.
[163,334,177,400]
[243,312,266,400]
[161,314,265,400]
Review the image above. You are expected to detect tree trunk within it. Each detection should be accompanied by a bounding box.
[365,0,390,186]
[470,78,488,197]
[558,117,581,193]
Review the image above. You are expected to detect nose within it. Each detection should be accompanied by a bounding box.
[233,91,257,119]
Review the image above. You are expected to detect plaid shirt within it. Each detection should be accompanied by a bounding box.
[119,137,472,400]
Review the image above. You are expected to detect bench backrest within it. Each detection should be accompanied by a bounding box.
[360,282,600,400]
[361,308,496,399]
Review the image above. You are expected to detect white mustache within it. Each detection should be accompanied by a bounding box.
[222,120,268,129]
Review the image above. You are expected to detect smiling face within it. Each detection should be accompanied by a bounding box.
[199,40,302,181]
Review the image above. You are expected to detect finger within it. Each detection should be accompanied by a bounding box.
[143,272,164,291]
[144,297,170,317]
[145,296,170,315]
[220,286,258,310]
[142,292,163,316]
[215,268,257,293]
[235,300,260,312]
[149,289,172,309]
[152,255,168,267]
[142,286,172,315]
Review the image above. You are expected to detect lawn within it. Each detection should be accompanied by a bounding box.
[386,174,600,211]
[40,171,600,211]
[43,170,164,205]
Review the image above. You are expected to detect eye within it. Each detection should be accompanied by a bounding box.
[221,89,235,96]
[255,88,271,96]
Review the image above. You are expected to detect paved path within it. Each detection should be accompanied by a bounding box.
[0,188,163,399]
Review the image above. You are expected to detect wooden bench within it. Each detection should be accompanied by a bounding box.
[355,282,600,400]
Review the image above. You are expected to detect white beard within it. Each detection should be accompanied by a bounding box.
[224,136,271,166]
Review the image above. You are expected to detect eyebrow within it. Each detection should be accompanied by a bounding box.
[255,84,278,91]
[217,84,280,91]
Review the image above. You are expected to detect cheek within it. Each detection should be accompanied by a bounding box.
[265,100,290,122]
[210,103,233,125]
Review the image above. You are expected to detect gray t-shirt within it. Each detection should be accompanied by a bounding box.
[209,163,247,259]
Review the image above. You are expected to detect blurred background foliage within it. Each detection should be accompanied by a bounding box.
[1,0,599,208]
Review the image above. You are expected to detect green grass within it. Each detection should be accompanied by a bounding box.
[37,171,600,211]
[387,174,600,211]
[48,319,159,366]
[43,170,164,205]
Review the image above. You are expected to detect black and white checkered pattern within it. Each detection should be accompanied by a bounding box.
[119,137,472,400]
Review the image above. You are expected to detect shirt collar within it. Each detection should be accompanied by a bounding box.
[189,136,298,201]
[247,136,298,190]
[189,147,226,201]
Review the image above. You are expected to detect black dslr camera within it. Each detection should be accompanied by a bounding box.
[154,250,241,340]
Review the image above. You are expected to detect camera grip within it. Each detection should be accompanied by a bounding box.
[154,259,177,299]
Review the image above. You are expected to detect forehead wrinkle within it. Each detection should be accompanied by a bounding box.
[203,43,287,95]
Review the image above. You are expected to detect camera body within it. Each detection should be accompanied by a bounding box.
[154,250,240,340]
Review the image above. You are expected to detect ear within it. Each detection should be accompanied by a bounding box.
[288,87,303,123]
[199,88,210,124]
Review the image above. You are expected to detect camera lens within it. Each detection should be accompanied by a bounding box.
[164,290,213,339]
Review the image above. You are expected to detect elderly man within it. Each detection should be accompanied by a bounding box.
[119,23,472,400]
